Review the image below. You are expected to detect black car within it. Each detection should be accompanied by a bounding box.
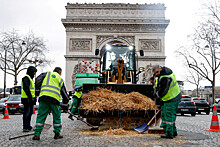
[193,98,210,115]
[177,95,197,116]
[4,95,23,114]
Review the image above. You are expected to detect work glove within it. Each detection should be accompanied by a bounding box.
[60,103,69,112]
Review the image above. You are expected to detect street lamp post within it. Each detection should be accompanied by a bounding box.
[3,47,7,98]
[28,58,43,81]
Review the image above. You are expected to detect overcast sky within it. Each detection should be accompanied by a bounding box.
[0,0,208,90]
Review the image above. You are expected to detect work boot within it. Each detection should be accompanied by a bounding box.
[54,132,63,139]
[161,133,173,139]
[23,129,30,132]
[28,126,33,131]
[173,132,178,137]
[68,115,74,121]
[32,135,40,140]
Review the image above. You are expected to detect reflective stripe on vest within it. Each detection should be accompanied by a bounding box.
[21,74,35,98]
[39,72,64,102]
[153,77,158,88]
[158,73,181,102]
[74,91,82,98]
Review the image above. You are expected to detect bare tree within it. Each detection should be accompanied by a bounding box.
[0,30,51,85]
[185,68,203,97]
[176,1,220,104]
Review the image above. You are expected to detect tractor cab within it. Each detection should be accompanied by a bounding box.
[98,43,138,84]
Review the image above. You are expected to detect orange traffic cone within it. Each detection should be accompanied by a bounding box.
[33,107,35,114]
[206,105,220,132]
[3,105,9,119]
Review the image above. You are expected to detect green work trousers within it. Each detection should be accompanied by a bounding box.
[160,100,180,135]
[34,101,62,136]
[70,97,81,116]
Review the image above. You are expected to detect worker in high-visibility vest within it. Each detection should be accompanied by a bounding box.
[21,66,37,132]
[68,85,83,120]
[32,67,69,140]
[152,65,181,139]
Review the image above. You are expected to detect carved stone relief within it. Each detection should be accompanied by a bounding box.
[69,38,92,51]
[119,36,135,45]
[142,64,154,84]
[139,39,161,51]
[96,36,113,48]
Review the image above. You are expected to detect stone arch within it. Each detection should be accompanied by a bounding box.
[98,38,132,51]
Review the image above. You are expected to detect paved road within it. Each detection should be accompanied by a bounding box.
[0,112,219,147]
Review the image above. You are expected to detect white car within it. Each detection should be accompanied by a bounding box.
[0,97,9,113]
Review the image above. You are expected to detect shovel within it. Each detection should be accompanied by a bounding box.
[134,110,160,133]
[9,123,52,140]
[65,110,99,130]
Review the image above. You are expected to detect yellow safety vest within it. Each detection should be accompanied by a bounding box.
[74,91,82,98]
[39,72,64,102]
[158,73,181,102]
[21,74,35,98]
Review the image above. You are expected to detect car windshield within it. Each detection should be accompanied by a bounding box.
[7,95,21,101]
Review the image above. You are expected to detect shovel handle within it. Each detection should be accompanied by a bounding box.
[147,110,160,125]
[65,110,95,128]
[9,132,35,140]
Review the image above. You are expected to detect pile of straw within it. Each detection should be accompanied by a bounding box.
[101,128,127,135]
[81,88,155,112]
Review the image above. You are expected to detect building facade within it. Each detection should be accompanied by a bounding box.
[62,3,170,90]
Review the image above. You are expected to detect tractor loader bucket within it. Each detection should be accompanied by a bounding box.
[81,83,161,130]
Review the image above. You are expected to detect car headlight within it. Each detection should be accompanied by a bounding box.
[19,104,24,107]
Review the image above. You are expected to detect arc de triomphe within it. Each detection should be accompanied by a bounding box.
[62,3,170,91]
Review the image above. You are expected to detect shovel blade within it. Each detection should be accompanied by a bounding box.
[134,124,149,133]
